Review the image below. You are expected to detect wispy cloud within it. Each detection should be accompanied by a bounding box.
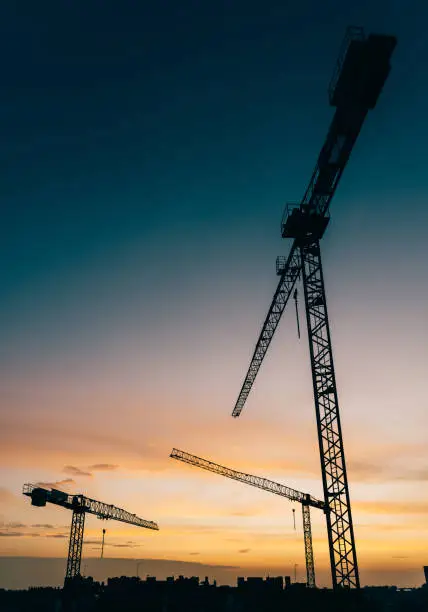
[63,466,92,477]
[0,488,17,504]
[393,467,428,482]
[83,538,140,549]
[47,534,67,538]
[358,523,422,533]
[36,478,75,490]
[32,524,54,529]
[348,460,428,483]
[225,538,242,542]
[1,410,426,493]
[238,549,250,554]
[0,532,40,538]
[230,509,261,517]
[355,501,428,515]
[88,464,118,471]
[347,460,384,481]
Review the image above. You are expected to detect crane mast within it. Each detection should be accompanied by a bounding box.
[23,483,159,585]
[231,27,396,589]
[170,448,325,588]
[67,508,86,581]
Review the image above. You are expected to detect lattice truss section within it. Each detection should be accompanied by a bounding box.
[300,106,367,217]
[300,240,359,588]
[22,484,159,531]
[66,510,85,579]
[78,496,159,530]
[232,245,301,417]
[170,448,324,509]
[302,505,315,589]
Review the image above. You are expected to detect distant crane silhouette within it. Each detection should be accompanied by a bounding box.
[23,484,159,586]
[231,27,396,589]
[170,448,325,588]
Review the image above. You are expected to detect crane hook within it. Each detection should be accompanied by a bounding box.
[101,528,106,559]
[292,508,296,530]
[293,289,301,339]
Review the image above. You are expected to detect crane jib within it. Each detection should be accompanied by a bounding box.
[170,448,325,510]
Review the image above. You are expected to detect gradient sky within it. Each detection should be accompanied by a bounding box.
[1,0,427,589]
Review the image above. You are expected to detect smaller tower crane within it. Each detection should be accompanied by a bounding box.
[23,483,159,586]
[170,448,325,588]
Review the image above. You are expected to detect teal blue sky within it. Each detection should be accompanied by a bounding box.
[2,0,428,348]
[1,0,428,589]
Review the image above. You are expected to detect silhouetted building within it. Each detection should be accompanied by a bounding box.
[2,576,428,612]
[265,576,283,590]
[424,566,428,584]
[237,576,283,592]
[288,581,307,590]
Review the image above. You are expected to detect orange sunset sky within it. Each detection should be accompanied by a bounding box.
[1,0,428,591]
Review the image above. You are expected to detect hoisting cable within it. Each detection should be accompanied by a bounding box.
[293,289,301,339]
[101,528,106,559]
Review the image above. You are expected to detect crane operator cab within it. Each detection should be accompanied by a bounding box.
[30,487,48,507]
[281,203,330,241]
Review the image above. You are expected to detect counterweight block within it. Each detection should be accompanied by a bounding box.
[329,29,397,109]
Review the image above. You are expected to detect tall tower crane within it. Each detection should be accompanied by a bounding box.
[170,448,325,588]
[231,27,396,589]
[23,483,159,586]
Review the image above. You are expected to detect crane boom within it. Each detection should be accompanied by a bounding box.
[231,27,396,419]
[23,483,159,530]
[232,245,300,417]
[170,448,324,510]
